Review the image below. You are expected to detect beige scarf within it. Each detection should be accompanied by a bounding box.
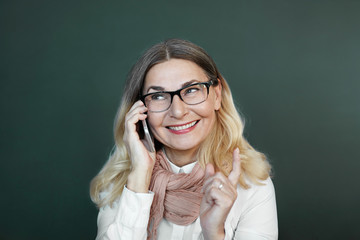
[147,150,205,239]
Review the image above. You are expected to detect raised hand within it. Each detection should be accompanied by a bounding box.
[200,148,242,240]
[123,100,156,193]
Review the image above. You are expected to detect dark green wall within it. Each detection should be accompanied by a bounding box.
[1,1,359,239]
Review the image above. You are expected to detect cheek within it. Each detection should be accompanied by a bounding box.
[197,99,218,117]
[204,109,217,126]
[146,114,164,133]
[198,107,215,118]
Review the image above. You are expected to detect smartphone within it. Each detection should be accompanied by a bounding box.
[142,119,155,152]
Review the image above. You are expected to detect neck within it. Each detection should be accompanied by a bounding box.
[163,147,198,167]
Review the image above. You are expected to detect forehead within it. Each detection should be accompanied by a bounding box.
[143,59,208,91]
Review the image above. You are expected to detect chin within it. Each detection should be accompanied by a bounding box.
[166,140,202,152]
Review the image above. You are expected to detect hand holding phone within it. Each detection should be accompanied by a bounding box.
[142,119,155,152]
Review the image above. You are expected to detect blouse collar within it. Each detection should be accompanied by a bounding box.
[162,148,197,174]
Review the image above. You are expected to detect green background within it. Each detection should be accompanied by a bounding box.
[1,0,359,239]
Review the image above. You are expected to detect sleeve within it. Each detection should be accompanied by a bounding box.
[95,186,154,240]
[232,178,278,240]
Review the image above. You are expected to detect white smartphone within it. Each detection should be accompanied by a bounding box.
[142,119,155,152]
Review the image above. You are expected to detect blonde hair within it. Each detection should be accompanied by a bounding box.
[90,39,271,207]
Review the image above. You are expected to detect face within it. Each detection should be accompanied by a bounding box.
[142,58,222,157]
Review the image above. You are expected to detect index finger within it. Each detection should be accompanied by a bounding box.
[228,148,242,186]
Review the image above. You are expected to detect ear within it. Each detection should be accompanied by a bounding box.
[214,78,222,110]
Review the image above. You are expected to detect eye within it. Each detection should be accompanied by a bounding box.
[150,92,168,101]
[183,85,201,95]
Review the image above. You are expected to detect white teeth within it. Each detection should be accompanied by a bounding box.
[169,121,197,131]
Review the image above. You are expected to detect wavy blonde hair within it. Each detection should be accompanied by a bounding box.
[90,39,271,207]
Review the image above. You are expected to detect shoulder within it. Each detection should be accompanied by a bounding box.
[99,183,114,200]
[233,177,276,213]
[225,178,278,239]
[240,177,275,197]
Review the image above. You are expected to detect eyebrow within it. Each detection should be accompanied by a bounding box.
[146,79,199,93]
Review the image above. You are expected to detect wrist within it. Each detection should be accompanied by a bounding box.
[202,228,225,240]
[127,168,153,193]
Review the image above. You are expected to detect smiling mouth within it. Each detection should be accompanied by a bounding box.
[167,120,199,131]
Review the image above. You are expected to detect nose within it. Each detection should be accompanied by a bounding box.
[168,95,188,118]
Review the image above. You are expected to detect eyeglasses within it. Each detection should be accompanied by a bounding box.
[141,79,219,113]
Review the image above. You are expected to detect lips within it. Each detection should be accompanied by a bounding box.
[167,120,199,131]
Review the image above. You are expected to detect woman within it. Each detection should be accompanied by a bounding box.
[90,39,278,240]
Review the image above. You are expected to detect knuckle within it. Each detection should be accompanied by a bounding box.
[209,186,218,195]
[125,115,131,123]
[214,172,224,179]
[212,179,221,188]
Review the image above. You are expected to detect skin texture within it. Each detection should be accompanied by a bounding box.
[124,59,241,240]
[124,101,156,193]
[143,59,222,167]
[200,148,241,240]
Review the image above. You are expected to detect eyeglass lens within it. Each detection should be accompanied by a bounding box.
[144,83,209,112]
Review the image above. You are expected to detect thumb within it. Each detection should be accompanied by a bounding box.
[205,163,215,180]
[228,148,242,186]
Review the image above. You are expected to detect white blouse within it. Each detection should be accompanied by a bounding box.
[95,160,278,240]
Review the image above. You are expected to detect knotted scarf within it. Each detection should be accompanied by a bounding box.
[147,150,205,240]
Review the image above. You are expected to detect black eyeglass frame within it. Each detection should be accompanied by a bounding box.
[140,78,219,113]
